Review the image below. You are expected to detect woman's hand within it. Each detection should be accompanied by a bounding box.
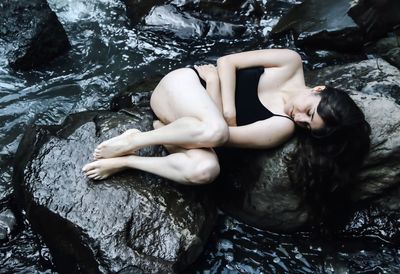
[194,64,219,83]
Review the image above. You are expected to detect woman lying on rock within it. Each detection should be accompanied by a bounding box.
[83,49,370,191]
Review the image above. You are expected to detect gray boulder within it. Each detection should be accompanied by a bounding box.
[0,0,70,70]
[13,108,216,273]
[271,0,363,51]
[366,36,400,70]
[218,58,400,234]
[216,142,308,232]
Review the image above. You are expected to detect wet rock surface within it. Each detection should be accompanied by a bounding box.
[348,0,400,41]
[367,36,400,70]
[216,143,308,233]
[13,108,216,273]
[0,0,70,70]
[271,0,363,51]
[272,0,400,52]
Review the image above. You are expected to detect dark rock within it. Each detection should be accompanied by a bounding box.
[271,0,364,52]
[348,0,400,41]
[13,107,216,273]
[0,0,70,70]
[216,144,309,233]
[305,58,400,107]
[218,58,400,232]
[110,77,161,111]
[366,36,400,70]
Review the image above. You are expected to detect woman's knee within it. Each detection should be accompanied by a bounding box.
[200,120,229,147]
[185,153,220,184]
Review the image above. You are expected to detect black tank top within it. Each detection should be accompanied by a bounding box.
[192,66,293,126]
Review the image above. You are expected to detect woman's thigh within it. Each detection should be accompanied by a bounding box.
[150,68,224,124]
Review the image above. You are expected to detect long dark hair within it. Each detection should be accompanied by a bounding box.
[288,86,371,224]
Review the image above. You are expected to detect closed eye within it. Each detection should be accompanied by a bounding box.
[309,109,315,122]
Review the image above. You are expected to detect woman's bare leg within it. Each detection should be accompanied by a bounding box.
[83,148,220,185]
[94,68,228,159]
[152,120,184,154]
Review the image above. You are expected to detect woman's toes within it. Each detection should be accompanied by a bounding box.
[88,173,97,179]
[85,170,97,176]
[82,164,90,172]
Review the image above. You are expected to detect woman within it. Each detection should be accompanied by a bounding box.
[82,49,370,190]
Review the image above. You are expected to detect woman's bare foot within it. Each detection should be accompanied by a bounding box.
[93,129,141,159]
[82,157,129,180]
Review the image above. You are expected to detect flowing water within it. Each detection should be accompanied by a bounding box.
[0,0,399,273]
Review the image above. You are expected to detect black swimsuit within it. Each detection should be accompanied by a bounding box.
[192,66,293,126]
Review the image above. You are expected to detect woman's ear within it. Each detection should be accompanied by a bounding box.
[312,85,326,93]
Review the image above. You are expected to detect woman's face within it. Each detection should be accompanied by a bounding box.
[287,87,325,130]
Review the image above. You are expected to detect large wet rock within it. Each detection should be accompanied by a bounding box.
[272,0,400,52]
[216,143,306,232]
[271,0,363,51]
[121,0,264,39]
[348,0,400,41]
[366,36,400,70]
[13,107,216,273]
[218,58,400,233]
[0,0,70,70]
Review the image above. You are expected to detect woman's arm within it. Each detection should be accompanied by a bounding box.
[217,49,303,127]
[194,64,223,112]
[226,117,295,149]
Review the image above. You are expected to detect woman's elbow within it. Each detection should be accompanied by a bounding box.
[217,56,232,68]
[284,49,302,65]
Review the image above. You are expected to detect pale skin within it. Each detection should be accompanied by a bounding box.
[82,49,326,184]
